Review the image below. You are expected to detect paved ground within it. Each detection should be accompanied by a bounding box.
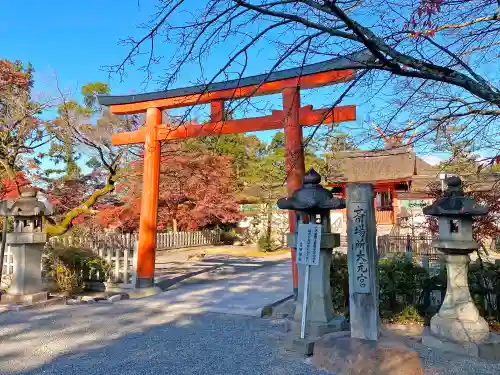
[154,246,291,290]
[1,250,499,375]
[150,260,293,316]
[0,259,325,375]
[0,303,330,375]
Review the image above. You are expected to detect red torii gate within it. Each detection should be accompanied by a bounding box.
[98,55,361,292]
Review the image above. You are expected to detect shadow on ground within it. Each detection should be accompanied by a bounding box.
[0,301,329,375]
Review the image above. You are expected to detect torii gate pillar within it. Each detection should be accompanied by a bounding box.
[136,108,161,287]
[283,87,304,296]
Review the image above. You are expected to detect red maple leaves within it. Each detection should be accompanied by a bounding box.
[96,151,241,232]
[0,172,32,200]
[0,60,29,94]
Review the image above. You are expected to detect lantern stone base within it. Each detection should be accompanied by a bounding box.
[1,291,48,304]
[422,328,500,360]
[288,315,348,339]
[8,243,45,296]
[290,337,316,356]
[430,313,490,343]
[284,316,347,356]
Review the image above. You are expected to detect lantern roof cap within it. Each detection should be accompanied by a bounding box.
[0,187,52,217]
[277,169,345,212]
[423,176,488,217]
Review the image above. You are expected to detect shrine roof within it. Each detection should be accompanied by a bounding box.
[327,146,439,185]
[97,50,372,107]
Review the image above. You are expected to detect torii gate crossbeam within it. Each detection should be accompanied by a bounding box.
[98,52,366,293]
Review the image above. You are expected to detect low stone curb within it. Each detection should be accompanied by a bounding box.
[260,294,295,318]
[63,287,162,307]
[65,292,132,306]
[6,296,66,312]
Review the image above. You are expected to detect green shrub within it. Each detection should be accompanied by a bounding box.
[220,227,238,245]
[388,305,425,325]
[257,234,274,252]
[329,253,500,326]
[43,245,110,295]
[378,254,428,318]
[468,260,500,320]
[330,252,349,314]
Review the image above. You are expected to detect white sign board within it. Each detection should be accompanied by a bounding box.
[296,223,321,266]
[350,203,371,294]
[331,212,344,233]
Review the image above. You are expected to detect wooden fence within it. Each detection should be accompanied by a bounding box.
[377,235,441,262]
[156,230,220,250]
[1,230,220,290]
[50,233,138,289]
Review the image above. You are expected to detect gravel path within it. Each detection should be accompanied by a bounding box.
[0,303,329,375]
[1,302,499,375]
[1,252,499,375]
[409,341,500,375]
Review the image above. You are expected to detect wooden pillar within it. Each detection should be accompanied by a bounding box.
[391,187,399,225]
[283,87,305,297]
[136,107,161,288]
[210,100,225,122]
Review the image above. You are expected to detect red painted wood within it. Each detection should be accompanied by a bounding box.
[109,70,354,114]
[210,100,225,122]
[112,105,356,146]
[107,68,358,290]
[136,108,161,281]
[283,87,304,292]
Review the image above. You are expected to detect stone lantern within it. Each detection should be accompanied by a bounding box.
[422,176,499,358]
[0,187,53,304]
[277,169,346,352]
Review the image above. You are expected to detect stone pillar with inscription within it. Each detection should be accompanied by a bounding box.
[278,169,346,355]
[346,183,380,341]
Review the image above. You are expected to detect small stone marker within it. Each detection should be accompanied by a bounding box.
[347,183,379,341]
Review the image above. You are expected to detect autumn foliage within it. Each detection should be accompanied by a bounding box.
[96,151,241,232]
[0,172,32,200]
[0,60,29,94]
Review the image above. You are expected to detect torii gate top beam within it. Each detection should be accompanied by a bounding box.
[97,50,370,114]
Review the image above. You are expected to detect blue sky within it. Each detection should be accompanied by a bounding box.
[1,1,149,102]
[0,0,444,166]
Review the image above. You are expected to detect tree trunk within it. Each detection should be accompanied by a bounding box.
[266,209,272,244]
[0,216,8,282]
[172,218,178,233]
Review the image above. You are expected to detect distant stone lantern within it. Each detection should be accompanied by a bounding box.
[0,187,53,304]
[422,176,500,358]
[277,169,346,353]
